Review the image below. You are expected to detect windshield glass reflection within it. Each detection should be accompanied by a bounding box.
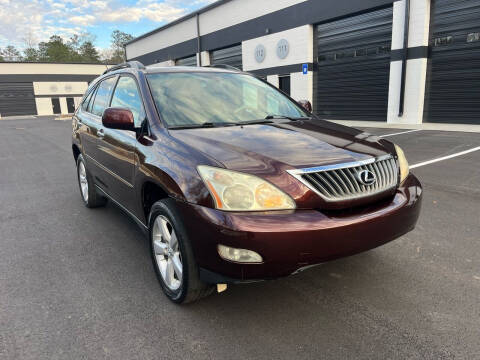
[147,72,308,127]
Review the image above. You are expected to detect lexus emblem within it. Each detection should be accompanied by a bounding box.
[356,170,377,186]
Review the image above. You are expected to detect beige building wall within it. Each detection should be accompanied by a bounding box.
[59,98,68,114]
[388,0,431,124]
[242,25,314,71]
[0,62,110,116]
[0,63,110,75]
[33,81,89,115]
[125,0,308,60]
[35,98,54,116]
[290,72,313,105]
[33,82,88,96]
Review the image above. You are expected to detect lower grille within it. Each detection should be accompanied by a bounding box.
[287,156,399,202]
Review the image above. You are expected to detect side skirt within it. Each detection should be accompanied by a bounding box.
[95,185,149,236]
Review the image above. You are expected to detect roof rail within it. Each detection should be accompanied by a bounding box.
[203,64,242,72]
[103,61,145,75]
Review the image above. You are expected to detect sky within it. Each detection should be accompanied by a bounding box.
[0,0,216,51]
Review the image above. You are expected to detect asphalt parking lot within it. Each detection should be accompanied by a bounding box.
[0,116,479,359]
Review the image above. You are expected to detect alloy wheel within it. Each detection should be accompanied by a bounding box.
[152,215,183,291]
[78,161,89,202]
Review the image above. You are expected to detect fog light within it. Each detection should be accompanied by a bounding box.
[217,245,263,264]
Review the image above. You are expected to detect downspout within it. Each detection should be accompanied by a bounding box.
[398,0,410,116]
[196,13,202,66]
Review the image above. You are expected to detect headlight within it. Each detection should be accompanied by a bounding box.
[197,166,296,211]
[395,144,409,183]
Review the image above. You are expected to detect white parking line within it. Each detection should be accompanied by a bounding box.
[379,129,422,138]
[410,146,480,169]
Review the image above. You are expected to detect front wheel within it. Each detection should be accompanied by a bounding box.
[149,199,214,304]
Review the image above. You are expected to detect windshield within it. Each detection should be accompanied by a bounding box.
[147,72,309,128]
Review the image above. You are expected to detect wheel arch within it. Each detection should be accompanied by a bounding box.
[142,180,171,225]
[72,144,81,162]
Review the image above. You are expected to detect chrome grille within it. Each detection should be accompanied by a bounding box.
[287,156,399,202]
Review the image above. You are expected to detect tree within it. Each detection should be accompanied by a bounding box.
[23,47,39,62]
[108,30,134,64]
[1,45,22,61]
[22,32,39,62]
[79,41,100,63]
[0,53,4,62]
[37,35,74,62]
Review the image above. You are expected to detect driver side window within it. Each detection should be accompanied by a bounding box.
[110,76,146,128]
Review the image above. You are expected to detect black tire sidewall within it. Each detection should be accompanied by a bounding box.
[76,154,90,207]
[149,199,191,303]
[76,154,106,208]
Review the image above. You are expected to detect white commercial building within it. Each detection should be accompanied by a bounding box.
[125,0,480,125]
[0,63,112,117]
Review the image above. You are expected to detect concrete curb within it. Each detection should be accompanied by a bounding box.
[328,120,480,133]
[0,115,36,121]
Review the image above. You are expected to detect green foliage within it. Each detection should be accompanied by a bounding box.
[1,45,22,61]
[37,35,76,62]
[1,30,133,64]
[23,47,39,62]
[105,30,134,64]
[79,41,100,63]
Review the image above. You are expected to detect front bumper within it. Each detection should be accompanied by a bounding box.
[176,174,422,283]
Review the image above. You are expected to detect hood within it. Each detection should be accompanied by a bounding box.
[169,119,392,174]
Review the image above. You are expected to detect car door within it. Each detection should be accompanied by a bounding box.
[95,75,146,210]
[76,84,101,179]
[84,76,118,187]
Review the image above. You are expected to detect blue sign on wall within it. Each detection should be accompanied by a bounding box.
[302,64,308,75]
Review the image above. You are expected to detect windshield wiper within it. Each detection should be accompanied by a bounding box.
[168,122,235,130]
[236,119,275,126]
[265,115,312,121]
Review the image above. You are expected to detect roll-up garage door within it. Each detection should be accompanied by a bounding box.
[0,82,36,116]
[315,7,393,121]
[424,0,480,124]
[176,55,197,66]
[210,44,243,70]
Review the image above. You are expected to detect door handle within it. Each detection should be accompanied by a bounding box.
[97,129,105,139]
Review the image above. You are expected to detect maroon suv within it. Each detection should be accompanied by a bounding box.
[72,61,422,303]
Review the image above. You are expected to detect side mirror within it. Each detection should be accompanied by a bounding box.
[298,100,312,113]
[102,108,135,131]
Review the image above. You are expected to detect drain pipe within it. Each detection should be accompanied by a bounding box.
[196,13,202,66]
[398,0,410,117]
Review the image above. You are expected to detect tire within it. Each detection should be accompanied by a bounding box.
[76,154,107,208]
[149,198,214,304]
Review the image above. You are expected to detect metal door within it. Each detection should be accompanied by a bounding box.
[424,0,480,124]
[211,44,243,70]
[0,82,36,116]
[315,7,393,121]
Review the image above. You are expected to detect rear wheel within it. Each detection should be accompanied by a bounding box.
[149,199,214,304]
[76,154,106,208]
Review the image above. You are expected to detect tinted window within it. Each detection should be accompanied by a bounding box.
[110,76,145,127]
[147,72,307,127]
[81,87,95,112]
[87,86,98,113]
[91,77,117,117]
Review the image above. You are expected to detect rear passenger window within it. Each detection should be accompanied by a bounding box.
[81,87,96,112]
[87,87,98,113]
[91,77,117,117]
[110,76,146,127]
